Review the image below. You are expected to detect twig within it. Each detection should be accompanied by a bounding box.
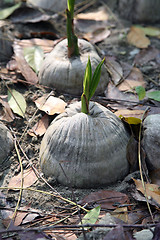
[0,223,156,235]
[17,142,61,196]
[100,0,124,29]
[59,163,87,239]
[138,107,154,223]
[143,73,160,87]
[0,187,88,213]
[7,137,24,229]
[74,0,96,15]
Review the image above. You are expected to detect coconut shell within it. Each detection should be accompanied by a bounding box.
[39,39,109,95]
[40,101,130,188]
[142,114,160,170]
[0,123,14,165]
[27,0,67,12]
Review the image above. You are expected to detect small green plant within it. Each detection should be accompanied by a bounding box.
[135,86,160,102]
[81,57,104,114]
[66,0,79,58]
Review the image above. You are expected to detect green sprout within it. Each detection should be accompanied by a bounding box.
[66,0,79,58]
[81,57,105,114]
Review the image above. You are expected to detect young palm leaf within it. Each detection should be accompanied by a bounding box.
[83,57,92,100]
[81,57,105,114]
[89,58,105,100]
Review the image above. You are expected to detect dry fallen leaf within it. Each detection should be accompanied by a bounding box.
[75,7,108,33]
[35,95,67,115]
[106,82,139,105]
[84,27,110,44]
[134,47,160,65]
[75,8,108,21]
[118,67,146,92]
[28,114,49,137]
[8,168,38,190]
[2,206,40,227]
[127,26,150,48]
[79,190,129,209]
[0,95,15,122]
[15,38,57,54]
[114,109,144,119]
[13,206,29,227]
[104,224,132,240]
[49,231,77,240]
[112,207,128,223]
[22,211,40,225]
[133,178,160,207]
[105,57,123,86]
[13,42,39,84]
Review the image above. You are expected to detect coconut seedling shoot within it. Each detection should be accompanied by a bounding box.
[39,0,109,95]
[40,58,130,188]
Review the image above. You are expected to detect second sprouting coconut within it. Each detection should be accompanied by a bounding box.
[39,0,109,95]
[40,58,130,188]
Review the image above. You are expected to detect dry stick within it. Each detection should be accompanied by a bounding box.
[42,209,80,229]
[143,73,160,87]
[6,137,24,229]
[0,71,54,89]
[26,206,79,229]
[100,0,124,28]
[0,223,156,235]
[17,142,61,196]
[74,0,96,15]
[59,163,87,239]
[0,187,88,213]
[138,107,154,223]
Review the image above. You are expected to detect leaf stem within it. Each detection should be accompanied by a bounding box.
[81,93,89,114]
[66,1,79,58]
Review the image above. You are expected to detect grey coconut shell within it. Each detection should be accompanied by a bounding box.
[40,102,130,188]
[142,114,160,170]
[0,123,14,165]
[39,39,108,95]
[27,0,67,12]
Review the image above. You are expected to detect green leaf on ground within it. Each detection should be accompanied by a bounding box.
[23,46,44,73]
[147,91,160,102]
[0,2,21,20]
[80,206,100,230]
[136,25,160,37]
[135,86,146,100]
[8,89,26,117]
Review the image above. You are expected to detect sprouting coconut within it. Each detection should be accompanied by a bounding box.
[39,58,130,188]
[27,0,67,12]
[38,0,109,95]
[0,123,14,165]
